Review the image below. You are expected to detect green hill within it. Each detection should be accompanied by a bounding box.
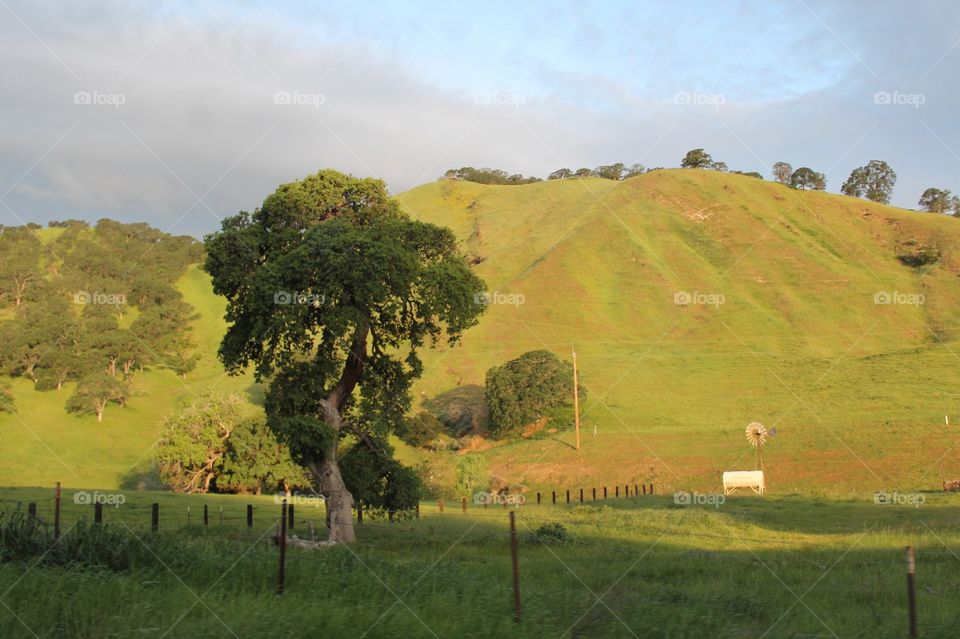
[4,170,960,494]
[397,169,960,493]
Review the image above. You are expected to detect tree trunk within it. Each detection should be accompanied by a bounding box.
[308,449,355,544]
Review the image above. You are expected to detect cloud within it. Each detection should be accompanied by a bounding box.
[0,0,958,237]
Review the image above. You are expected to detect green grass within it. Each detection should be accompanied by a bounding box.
[2,488,960,637]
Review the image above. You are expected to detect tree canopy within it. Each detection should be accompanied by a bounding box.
[204,169,486,541]
[841,160,897,204]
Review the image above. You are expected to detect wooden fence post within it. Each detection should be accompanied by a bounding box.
[509,510,521,622]
[203,504,208,526]
[592,488,596,500]
[906,546,917,638]
[579,488,584,503]
[278,500,287,595]
[358,503,364,525]
[288,504,295,530]
[247,504,253,528]
[551,491,556,504]
[94,502,102,524]
[615,486,619,498]
[603,487,607,499]
[415,502,420,519]
[54,482,61,540]
[536,492,541,505]
[151,502,159,532]
[27,502,36,518]
[439,498,444,513]
[566,490,570,504]
[462,497,467,514]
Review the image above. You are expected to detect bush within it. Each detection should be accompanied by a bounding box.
[340,442,422,519]
[454,455,489,498]
[526,522,570,545]
[399,411,443,448]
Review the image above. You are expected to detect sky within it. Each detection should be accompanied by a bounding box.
[1,0,958,237]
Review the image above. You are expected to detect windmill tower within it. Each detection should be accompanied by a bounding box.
[745,422,768,471]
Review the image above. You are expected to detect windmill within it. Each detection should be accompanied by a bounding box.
[745,422,774,471]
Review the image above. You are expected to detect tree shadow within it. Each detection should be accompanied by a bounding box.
[422,384,489,437]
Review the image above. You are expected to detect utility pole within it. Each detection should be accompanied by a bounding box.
[573,346,581,451]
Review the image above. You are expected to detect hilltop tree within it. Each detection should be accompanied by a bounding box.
[592,163,625,180]
[772,162,793,184]
[790,167,826,191]
[548,168,572,180]
[918,188,956,214]
[841,160,897,204]
[624,163,646,178]
[399,411,444,448]
[0,228,42,307]
[65,373,127,422]
[681,148,714,169]
[485,350,584,438]
[219,417,309,495]
[204,169,486,542]
[573,168,592,177]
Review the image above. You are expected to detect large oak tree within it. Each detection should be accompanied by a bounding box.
[204,169,485,542]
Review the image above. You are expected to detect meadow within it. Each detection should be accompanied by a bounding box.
[1,487,959,638]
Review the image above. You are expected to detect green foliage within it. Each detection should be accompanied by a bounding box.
[65,373,128,422]
[548,168,572,180]
[841,160,897,204]
[484,350,582,438]
[454,455,489,497]
[680,148,714,169]
[731,170,763,179]
[443,167,541,185]
[918,188,958,214]
[219,417,309,494]
[205,169,486,473]
[790,167,826,190]
[526,522,571,545]
[0,227,41,308]
[339,442,422,517]
[155,393,246,493]
[772,161,793,184]
[399,410,444,448]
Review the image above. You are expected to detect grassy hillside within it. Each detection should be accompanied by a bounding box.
[0,264,255,489]
[397,169,960,494]
[5,170,960,495]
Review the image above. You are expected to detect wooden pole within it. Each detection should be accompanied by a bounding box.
[572,347,580,451]
[278,500,287,595]
[509,510,521,622]
[27,502,36,518]
[246,504,253,528]
[288,504,295,530]
[579,488,584,503]
[151,502,159,532]
[462,497,467,514]
[53,482,61,540]
[94,502,102,524]
[906,546,917,638]
[551,491,556,504]
[566,490,570,504]
[203,504,208,526]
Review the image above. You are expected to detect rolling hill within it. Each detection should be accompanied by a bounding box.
[4,168,960,495]
[397,169,960,494]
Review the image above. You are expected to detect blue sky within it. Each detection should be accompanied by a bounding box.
[1,0,958,236]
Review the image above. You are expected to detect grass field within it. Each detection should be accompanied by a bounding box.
[2,487,959,638]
